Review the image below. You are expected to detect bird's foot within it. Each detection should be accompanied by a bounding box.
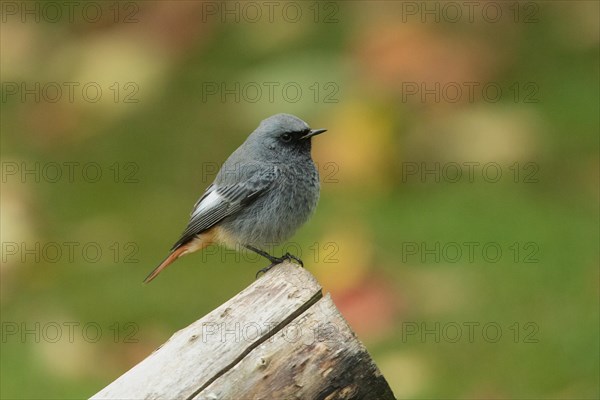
[254,253,304,278]
[282,252,304,267]
[255,262,277,278]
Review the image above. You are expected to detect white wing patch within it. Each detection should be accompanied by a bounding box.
[191,190,222,217]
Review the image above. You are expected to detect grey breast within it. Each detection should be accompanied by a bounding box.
[222,160,320,248]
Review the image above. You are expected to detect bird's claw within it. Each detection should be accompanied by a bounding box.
[282,252,304,267]
[255,263,276,278]
[254,253,304,278]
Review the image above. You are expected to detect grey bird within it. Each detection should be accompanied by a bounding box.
[144,113,326,283]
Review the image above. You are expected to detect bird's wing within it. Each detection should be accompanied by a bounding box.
[170,166,280,250]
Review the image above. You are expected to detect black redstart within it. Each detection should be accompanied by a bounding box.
[144,113,326,283]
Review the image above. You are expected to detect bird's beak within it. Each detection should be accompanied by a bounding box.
[301,128,327,140]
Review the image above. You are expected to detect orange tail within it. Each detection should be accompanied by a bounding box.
[144,231,215,283]
[143,245,189,283]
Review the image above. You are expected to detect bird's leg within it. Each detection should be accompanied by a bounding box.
[244,245,304,278]
[244,245,281,264]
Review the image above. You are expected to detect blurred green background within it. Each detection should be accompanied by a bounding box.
[1,1,598,399]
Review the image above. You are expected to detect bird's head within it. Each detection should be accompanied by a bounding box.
[249,113,327,159]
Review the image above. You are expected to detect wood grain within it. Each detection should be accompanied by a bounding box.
[91,262,394,400]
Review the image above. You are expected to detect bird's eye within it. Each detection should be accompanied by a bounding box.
[281,133,292,142]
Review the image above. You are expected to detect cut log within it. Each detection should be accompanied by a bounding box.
[92,262,395,400]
